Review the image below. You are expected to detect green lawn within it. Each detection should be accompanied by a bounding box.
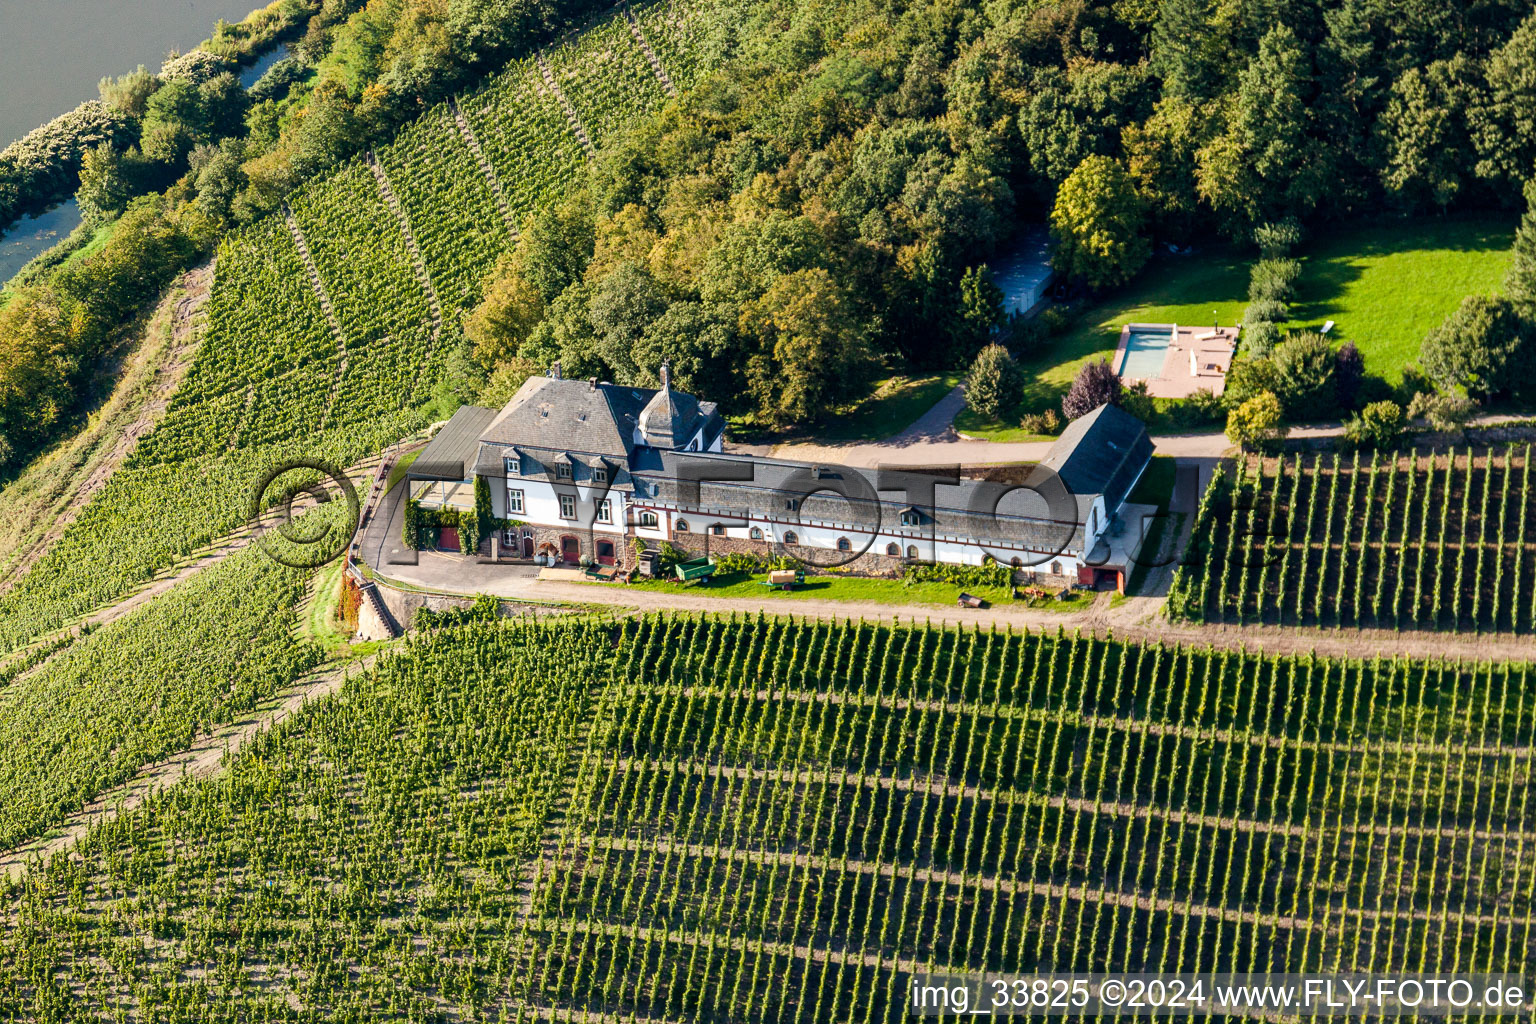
[1283,215,1515,378]
[385,449,420,495]
[609,571,1012,607]
[957,213,1516,439]
[587,569,1104,613]
[819,372,962,441]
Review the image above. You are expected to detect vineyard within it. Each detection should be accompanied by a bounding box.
[3,614,1533,1019]
[0,0,742,658]
[1168,447,1536,632]
[0,534,323,853]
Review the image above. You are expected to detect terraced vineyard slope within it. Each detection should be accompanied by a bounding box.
[0,0,732,655]
[1168,448,1536,632]
[3,615,1533,1019]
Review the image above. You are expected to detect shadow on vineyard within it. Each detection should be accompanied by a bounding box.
[1169,447,1536,634]
[3,613,1532,1019]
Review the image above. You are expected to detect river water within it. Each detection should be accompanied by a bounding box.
[0,0,264,284]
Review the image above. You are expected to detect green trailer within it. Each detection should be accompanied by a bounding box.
[673,556,716,583]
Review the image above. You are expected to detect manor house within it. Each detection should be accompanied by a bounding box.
[407,365,1154,587]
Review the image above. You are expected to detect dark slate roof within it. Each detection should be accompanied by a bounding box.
[480,376,638,457]
[639,384,706,448]
[630,450,1094,557]
[1040,403,1153,511]
[409,405,498,481]
[477,375,724,462]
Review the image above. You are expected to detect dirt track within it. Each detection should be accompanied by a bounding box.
[0,261,212,593]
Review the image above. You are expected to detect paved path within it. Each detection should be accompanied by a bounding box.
[364,545,1536,663]
[769,388,1534,468]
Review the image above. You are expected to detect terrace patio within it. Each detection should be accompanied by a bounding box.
[1112,322,1237,399]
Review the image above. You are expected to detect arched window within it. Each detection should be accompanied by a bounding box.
[886,542,900,556]
[906,545,918,559]
[1010,556,1023,568]
[676,519,690,533]
[836,537,852,552]
[1051,560,1062,575]
[709,524,725,536]
[749,527,763,540]
[639,510,658,527]
[783,531,798,545]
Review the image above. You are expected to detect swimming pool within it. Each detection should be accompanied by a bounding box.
[1119,326,1173,378]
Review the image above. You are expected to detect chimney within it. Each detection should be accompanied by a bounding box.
[589,376,599,391]
[550,361,562,380]
[659,360,671,389]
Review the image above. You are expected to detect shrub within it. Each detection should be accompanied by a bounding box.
[1168,388,1225,429]
[1248,258,1302,304]
[1121,380,1156,422]
[1062,359,1122,419]
[904,560,1012,588]
[1222,357,1282,408]
[1040,305,1074,336]
[1272,332,1337,414]
[416,593,499,628]
[1240,320,1280,358]
[656,542,684,574]
[1243,298,1289,325]
[965,343,1024,420]
[1407,388,1478,436]
[712,552,762,575]
[159,50,233,83]
[1334,340,1365,409]
[1226,391,1287,450]
[1006,314,1047,355]
[1420,294,1531,398]
[1019,409,1063,435]
[403,499,421,550]
[1508,181,1536,313]
[1340,400,1406,451]
[1254,219,1302,258]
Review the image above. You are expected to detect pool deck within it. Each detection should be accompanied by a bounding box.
[1112,323,1237,399]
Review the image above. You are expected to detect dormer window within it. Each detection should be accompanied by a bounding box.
[557,462,572,480]
[900,509,921,527]
[594,463,608,483]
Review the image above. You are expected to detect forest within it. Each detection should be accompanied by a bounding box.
[1,0,1535,468]
[459,0,1536,427]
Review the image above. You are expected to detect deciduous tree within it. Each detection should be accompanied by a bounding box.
[1062,358,1121,419]
[1049,155,1149,289]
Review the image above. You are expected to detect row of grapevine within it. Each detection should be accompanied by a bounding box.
[545,14,670,150]
[0,618,610,1019]
[2,616,1532,1019]
[0,533,326,852]
[0,413,416,652]
[171,217,334,407]
[459,58,590,220]
[375,108,513,310]
[634,0,725,92]
[288,160,432,346]
[1171,448,1536,632]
